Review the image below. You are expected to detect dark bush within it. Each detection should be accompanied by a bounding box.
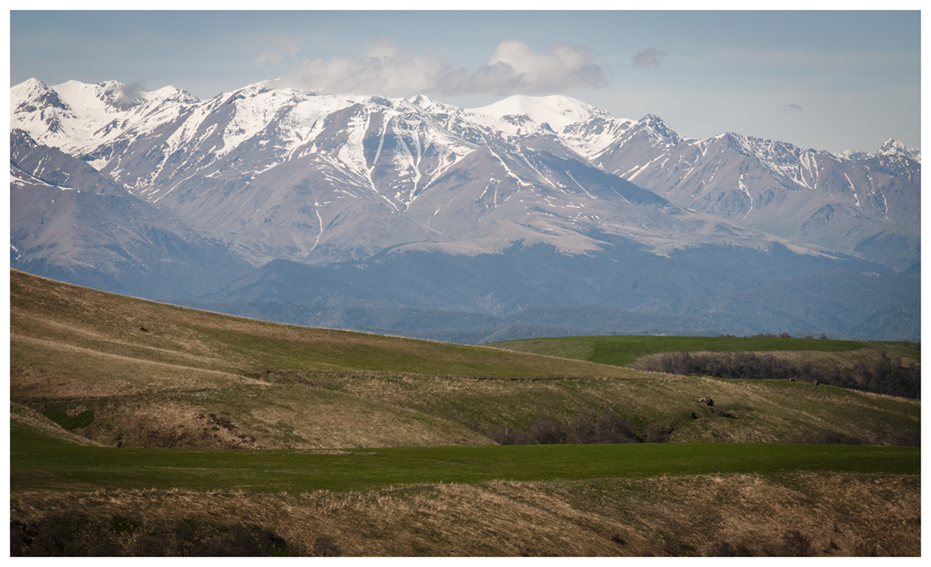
[42,407,95,430]
[649,350,920,399]
[643,422,672,443]
[569,410,598,444]
[596,411,640,443]
[569,410,639,444]
[193,526,265,556]
[529,414,567,444]
[789,430,870,445]
[490,425,531,445]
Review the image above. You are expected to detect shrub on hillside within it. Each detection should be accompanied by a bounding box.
[788,430,870,445]
[643,422,672,443]
[650,350,920,399]
[569,410,639,444]
[42,407,95,430]
[492,411,648,445]
[529,413,567,444]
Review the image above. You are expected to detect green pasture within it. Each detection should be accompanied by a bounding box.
[488,335,919,367]
[11,423,919,495]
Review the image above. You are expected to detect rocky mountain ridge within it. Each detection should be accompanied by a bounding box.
[11,78,919,269]
[9,78,920,340]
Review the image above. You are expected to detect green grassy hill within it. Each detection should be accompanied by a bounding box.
[9,270,921,556]
[10,269,920,449]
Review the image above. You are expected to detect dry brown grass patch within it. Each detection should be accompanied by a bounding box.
[10,472,919,556]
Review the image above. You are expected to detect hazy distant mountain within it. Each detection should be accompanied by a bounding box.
[588,118,920,271]
[9,78,920,340]
[10,129,252,299]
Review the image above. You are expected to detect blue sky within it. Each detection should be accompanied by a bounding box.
[8,8,923,153]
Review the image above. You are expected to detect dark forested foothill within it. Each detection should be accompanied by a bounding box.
[649,350,920,399]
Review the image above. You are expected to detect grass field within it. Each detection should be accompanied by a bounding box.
[488,335,920,368]
[8,270,922,556]
[12,421,919,494]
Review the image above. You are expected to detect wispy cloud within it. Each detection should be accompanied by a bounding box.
[254,50,283,66]
[778,103,804,115]
[253,34,302,67]
[631,47,667,69]
[116,80,146,106]
[279,39,607,96]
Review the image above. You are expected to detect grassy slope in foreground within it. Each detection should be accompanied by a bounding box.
[10,421,922,556]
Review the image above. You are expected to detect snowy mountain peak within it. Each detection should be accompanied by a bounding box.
[879,138,906,154]
[837,138,920,164]
[10,78,69,117]
[633,114,684,146]
[469,94,603,133]
[11,77,52,99]
[877,138,920,162]
[406,93,434,106]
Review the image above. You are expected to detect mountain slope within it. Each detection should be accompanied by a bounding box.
[14,79,913,266]
[10,130,253,299]
[9,79,920,339]
[593,117,920,270]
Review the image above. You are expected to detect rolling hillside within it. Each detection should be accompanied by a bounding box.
[8,270,921,556]
[10,269,919,449]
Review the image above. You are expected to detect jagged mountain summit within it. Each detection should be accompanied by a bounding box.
[11,78,919,270]
[838,138,921,164]
[11,79,802,266]
[9,78,920,340]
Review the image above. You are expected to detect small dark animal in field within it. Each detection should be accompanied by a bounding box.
[139,327,148,332]
[698,397,714,407]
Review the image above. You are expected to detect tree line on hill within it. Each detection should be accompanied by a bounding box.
[648,350,920,399]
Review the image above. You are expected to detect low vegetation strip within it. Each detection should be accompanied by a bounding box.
[650,350,920,399]
[488,335,919,368]
[11,424,919,495]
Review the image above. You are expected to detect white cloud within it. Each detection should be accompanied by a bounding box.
[475,40,606,94]
[283,39,606,96]
[253,34,303,68]
[254,50,283,66]
[631,47,667,69]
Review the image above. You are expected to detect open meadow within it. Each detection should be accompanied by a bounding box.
[9,270,921,556]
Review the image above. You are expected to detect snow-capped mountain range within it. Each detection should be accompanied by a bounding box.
[9,78,921,340]
[11,77,919,270]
